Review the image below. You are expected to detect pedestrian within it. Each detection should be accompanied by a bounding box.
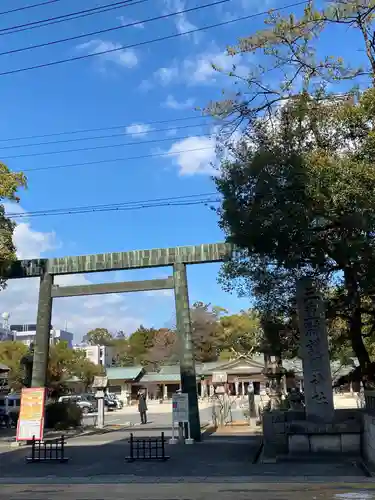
[137,389,148,424]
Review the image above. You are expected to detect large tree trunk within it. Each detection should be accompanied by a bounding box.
[344,267,372,386]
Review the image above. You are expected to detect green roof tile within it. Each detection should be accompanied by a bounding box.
[106,366,144,381]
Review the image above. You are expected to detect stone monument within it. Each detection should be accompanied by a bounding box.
[296,277,334,422]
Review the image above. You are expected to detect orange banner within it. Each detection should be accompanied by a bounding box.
[17,387,46,441]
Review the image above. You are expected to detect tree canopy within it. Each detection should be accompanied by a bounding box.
[209,0,375,385]
[83,328,114,346]
[0,163,26,288]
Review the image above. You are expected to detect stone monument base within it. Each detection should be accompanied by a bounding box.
[262,409,363,461]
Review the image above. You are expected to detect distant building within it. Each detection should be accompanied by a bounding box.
[73,344,114,367]
[10,324,74,348]
[0,327,14,342]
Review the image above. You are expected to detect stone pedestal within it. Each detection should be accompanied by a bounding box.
[296,277,334,422]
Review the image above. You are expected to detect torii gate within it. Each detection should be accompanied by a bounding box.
[3,242,233,440]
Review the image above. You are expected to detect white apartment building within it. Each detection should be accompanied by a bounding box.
[10,324,74,348]
[73,344,114,367]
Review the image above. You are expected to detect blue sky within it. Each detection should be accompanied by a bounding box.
[0,0,360,340]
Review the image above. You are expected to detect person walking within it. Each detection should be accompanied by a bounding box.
[138,389,148,424]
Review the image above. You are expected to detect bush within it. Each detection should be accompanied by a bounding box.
[45,401,82,430]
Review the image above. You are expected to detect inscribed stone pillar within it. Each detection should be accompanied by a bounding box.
[296,277,334,421]
[173,263,201,441]
[31,270,54,388]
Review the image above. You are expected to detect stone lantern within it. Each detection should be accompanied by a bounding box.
[263,355,285,410]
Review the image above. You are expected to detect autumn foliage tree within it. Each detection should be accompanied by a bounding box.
[0,163,26,288]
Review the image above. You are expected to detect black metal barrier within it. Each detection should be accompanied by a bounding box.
[126,432,170,462]
[26,435,69,463]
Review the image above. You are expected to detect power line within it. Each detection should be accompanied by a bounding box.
[22,146,215,173]
[0,115,210,143]
[0,0,141,36]
[0,121,215,150]
[0,0,62,16]
[0,1,308,77]
[1,133,212,160]
[0,0,228,56]
[6,193,220,219]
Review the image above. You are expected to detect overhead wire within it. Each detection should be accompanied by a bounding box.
[21,146,216,173]
[1,132,213,160]
[0,0,143,36]
[6,193,221,219]
[0,0,228,56]
[0,1,309,77]
[0,0,62,16]
[0,115,211,143]
[0,121,219,150]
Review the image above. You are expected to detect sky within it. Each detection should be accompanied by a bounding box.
[0,0,362,342]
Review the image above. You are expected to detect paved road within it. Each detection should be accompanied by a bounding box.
[103,402,246,427]
[1,482,375,500]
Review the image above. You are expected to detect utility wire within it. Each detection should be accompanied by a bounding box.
[0,0,229,55]
[22,146,215,173]
[0,0,62,16]
[6,193,220,219]
[0,0,141,36]
[0,115,210,143]
[0,1,308,77]
[1,133,212,160]
[0,121,216,150]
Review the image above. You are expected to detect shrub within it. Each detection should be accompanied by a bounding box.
[45,401,82,430]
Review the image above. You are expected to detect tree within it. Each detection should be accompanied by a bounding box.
[218,309,263,360]
[84,328,113,346]
[190,302,223,362]
[209,1,375,385]
[47,341,78,398]
[0,163,26,288]
[127,325,158,365]
[0,341,28,390]
[72,354,104,391]
[146,328,178,369]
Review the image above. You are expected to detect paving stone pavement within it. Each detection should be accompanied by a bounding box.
[0,430,367,481]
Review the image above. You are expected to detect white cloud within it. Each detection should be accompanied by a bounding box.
[118,15,144,28]
[184,50,247,84]
[166,136,216,175]
[154,65,179,85]
[125,123,152,137]
[0,205,144,341]
[154,48,248,86]
[163,95,195,110]
[163,0,200,44]
[76,39,138,69]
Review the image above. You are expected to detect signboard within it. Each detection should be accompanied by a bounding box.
[172,393,189,423]
[16,387,46,441]
[212,371,227,384]
[92,376,108,388]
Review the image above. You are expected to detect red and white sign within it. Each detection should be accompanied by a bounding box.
[16,387,46,441]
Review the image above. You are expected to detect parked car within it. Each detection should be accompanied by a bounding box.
[104,394,117,411]
[107,394,123,409]
[58,394,97,414]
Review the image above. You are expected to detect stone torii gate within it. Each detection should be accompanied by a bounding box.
[3,242,233,441]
